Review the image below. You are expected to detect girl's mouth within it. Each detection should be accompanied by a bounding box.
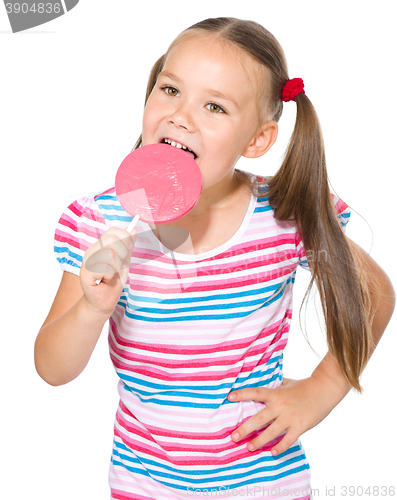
[160,138,197,160]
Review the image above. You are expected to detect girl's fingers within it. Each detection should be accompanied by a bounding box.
[232,412,296,455]
[228,386,274,404]
[85,228,134,262]
[96,232,132,262]
[245,420,287,452]
[270,430,299,456]
[231,407,275,443]
[84,246,125,277]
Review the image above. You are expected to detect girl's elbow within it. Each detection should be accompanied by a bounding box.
[379,268,395,318]
[34,341,69,387]
[35,364,71,386]
[371,268,395,337]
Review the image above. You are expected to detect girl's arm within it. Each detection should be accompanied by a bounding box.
[309,238,395,407]
[34,271,110,386]
[227,239,395,455]
[35,227,136,386]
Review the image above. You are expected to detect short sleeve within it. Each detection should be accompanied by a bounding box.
[296,193,351,270]
[54,195,108,276]
[331,193,351,233]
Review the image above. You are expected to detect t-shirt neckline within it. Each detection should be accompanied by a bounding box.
[139,192,257,262]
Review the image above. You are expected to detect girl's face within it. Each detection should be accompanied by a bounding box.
[142,35,269,194]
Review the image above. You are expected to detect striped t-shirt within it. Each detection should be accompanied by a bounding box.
[54,174,350,500]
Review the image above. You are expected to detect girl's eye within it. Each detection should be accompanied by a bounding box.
[163,86,179,97]
[206,103,225,113]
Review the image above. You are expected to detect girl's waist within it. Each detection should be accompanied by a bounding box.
[116,377,282,433]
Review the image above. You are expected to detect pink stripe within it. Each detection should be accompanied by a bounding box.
[119,400,236,440]
[128,247,297,276]
[60,212,104,236]
[114,424,282,465]
[109,333,287,370]
[206,233,296,260]
[68,199,104,223]
[56,220,101,243]
[110,353,284,383]
[110,316,288,361]
[117,412,283,454]
[129,232,296,267]
[331,193,349,214]
[128,262,298,294]
[95,186,116,199]
[110,315,287,353]
[268,473,311,496]
[54,229,90,251]
[129,256,297,283]
[127,266,295,295]
[110,473,312,500]
[118,401,275,442]
[111,490,153,500]
[110,468,179,499]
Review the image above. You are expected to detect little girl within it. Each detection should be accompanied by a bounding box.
[34,17,395,500]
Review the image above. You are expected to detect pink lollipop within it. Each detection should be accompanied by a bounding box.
[116,143,202,232]
[94,144,202,285]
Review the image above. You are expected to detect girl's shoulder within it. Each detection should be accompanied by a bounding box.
[57,184,128,233]
[235,168,272,196]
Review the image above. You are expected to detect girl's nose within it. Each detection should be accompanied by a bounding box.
[167,104,195,131]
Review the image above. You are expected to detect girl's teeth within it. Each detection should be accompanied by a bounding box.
[165,138,184,148]
[163,138,195,157]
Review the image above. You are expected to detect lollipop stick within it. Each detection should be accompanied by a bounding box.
[94,214,140,285]
[127,214,140,234]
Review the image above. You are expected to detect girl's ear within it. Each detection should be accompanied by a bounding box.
[242,121,278,159]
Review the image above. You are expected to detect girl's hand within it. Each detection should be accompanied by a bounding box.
[80,227,137,316]
[228,377,336,455]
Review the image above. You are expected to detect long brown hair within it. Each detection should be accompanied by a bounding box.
[134,17,377,392]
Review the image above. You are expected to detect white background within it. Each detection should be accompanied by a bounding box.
[1,1,396,499]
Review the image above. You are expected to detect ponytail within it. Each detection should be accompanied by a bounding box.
[266,93,377,392]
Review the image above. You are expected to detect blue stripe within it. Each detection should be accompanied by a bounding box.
[112,446,309,489]
[56,258,80,269]
[95,194,118,202]
[125,293,284,315]
[156,463,309,490]
[54,246,83,263]
[118,357,282,394]
[102,213,132,223]
[119,373,282,407]
[119,276,294,319]
[149,459,309,486]
[121,306,274,322]
[97,203,127,212]
[114,441,303,477]
[125,281,286,305]
[111,458,151,478]
[254,205,272,213]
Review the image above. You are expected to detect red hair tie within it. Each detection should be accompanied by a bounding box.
[281,78,305,102]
